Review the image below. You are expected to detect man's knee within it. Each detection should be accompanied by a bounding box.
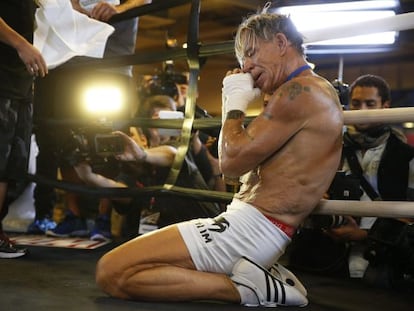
[96,254,128,299]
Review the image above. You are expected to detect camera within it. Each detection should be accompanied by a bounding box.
[309,214,348,230]
[141,71,187,100]
[94,133,123,157]
[364,219,414,266]
[328,171,362,201]
[308,172,362,230]
[58,127,123,166]
[331,79,349,110]
[363,218,414,287]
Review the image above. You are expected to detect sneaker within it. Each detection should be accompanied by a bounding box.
[231,256,308,307]
[27,217,57,234]
[269,263,308,297]
[0,235,27,259]
[90,215,112,242]
[46,213,88,238]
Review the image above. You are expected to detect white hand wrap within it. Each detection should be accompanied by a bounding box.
[222,73,261,118]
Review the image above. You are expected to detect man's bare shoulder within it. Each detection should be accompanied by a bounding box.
[262,75,342,135]
[276,74,335,100]
[267,75,338,116]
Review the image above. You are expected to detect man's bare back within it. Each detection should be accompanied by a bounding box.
[235,74,343,228]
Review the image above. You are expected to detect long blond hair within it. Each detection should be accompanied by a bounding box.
[234,10,305,66]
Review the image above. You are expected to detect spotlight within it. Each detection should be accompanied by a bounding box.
[82,85,124,117]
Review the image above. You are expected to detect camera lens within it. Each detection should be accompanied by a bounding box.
[310,215,347,229]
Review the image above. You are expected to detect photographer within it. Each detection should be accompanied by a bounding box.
[289,74,414,287]
[133,94,222,228]
[69,94,222,238]
[331,75,414,287]
[72,126,222,238]
[71,134,178,238]
[139,75,225,193]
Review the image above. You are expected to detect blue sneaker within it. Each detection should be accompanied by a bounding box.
[27,217,57,234]
[46,213,88,238]
[90,215,112,242]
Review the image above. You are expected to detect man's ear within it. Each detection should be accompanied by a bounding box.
[274,33,289,55]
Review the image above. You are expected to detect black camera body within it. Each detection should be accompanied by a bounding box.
[142,71,187,100]
[59,127,123,166]
[308,172,362,230]
[364,218,414,287]
[331,79,349,110]
[309,214,349,230]
[94,134,124,157]
[328,171,362,201]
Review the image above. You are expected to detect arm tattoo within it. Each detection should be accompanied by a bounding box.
[282,82,311,101]
[226,110,253,140]
[226,110,245,119]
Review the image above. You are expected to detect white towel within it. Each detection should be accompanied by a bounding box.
[34,0,115,69]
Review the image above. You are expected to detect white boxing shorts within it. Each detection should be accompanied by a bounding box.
[177,198,293,274]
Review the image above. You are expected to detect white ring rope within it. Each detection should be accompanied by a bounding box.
[344,107,414,124]
[314,200,414,218]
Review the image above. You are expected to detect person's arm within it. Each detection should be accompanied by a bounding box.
[74,161,135,204]
[145,145,177,167]
[74,161,127,188]
[190,131,213,182]
[0,18,47,77]
[113,131,177,167]
[326,216,368,241]
[219,72,312,179]
[70,0,90,15]
[74,0,152,22]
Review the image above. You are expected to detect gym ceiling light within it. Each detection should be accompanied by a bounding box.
[273,1,399,45]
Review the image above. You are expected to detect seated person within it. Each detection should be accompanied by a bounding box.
[73,126,222,238]
[288,74,414,288]
[138,94,224,194]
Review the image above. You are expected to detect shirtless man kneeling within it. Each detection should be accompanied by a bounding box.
[95,6,344,307]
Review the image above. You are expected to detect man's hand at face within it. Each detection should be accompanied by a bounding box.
[221,72,261,122]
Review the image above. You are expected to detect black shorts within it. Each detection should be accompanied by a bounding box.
[0,97,33,181]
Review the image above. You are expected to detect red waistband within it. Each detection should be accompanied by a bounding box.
[264,215,296,238]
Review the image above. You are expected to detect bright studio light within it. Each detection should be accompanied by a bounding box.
[277,1,399,13]
[274,1,398,45]
[403,122,414,129]
[82,85,124,115]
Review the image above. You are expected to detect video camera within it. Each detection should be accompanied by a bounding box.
[142,71,187,100]
[58,126,123,167]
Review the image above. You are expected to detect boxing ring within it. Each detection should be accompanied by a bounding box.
[3,1,413,311]
[30,107,414,218]
[27,0,414,221]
